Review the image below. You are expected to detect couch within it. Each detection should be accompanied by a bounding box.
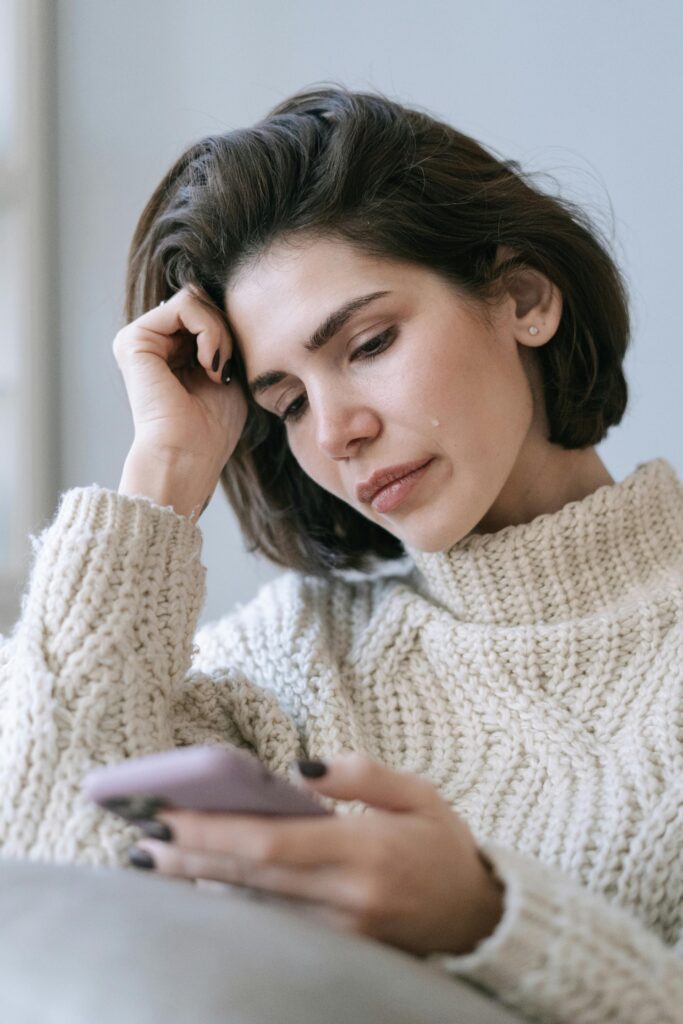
[0,857,528,1023]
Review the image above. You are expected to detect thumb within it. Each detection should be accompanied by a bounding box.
[292,752,442,814]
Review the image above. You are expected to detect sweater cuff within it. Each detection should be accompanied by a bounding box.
[53,485,203,555]
[45,485,205,609]
[425,840,553,991]
[29,486,206,678]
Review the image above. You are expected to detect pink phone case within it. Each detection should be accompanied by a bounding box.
[82,744,333,819]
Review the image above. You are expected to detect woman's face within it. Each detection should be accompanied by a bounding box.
[224,235,565,552]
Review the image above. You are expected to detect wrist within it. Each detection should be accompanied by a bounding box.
[459,852,505,955]
[119,444,218,521]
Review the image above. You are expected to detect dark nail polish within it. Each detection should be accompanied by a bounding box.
[221,358,232,384]
[128,846,155,870]
[191,339,199,368]
[103,795,167,821]
[296,759,327,778]
[138,820,173,842]
[212,348,220,372]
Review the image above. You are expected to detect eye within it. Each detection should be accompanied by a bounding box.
[277,326,398,425]
[355,327,395,360]
[279,394,306,424]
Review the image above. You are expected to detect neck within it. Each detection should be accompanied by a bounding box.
[406,458,681,628]
[471,445,614,536]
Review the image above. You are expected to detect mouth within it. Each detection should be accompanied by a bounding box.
[357,458,435,514]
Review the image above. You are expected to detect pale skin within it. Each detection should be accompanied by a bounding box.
[116,235,614,956]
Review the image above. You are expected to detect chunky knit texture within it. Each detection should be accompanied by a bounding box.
[1,457,682,1024]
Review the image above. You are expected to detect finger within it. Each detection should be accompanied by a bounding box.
[169,288,233,385]
[167,335,199,373]
[295,753,443,815]
[133,838,364,910]
[124,287,233,385]
[152,810,358,868]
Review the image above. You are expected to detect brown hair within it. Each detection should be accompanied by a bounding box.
[124,83,630,576]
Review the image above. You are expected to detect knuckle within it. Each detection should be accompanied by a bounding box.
[352,876,384,921]
[225,855,252,887]
[154,844,186,876]
[112,329,126,357]
[112,325,135,359]
[250,832,282,864]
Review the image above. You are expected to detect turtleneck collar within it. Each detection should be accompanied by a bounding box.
[404,458,683,627]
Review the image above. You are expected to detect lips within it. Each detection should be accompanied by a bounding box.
[356,458,433,504]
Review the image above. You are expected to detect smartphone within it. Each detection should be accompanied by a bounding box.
[82,744,333,821]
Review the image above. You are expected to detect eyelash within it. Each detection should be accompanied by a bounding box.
[277,326,398,424]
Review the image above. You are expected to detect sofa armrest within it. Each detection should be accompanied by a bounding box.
[0,858,527,1023]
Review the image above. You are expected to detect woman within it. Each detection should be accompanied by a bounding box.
[1,85,681,1023]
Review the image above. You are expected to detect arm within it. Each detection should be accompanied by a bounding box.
[0,486,302,867]
[428,837,683,1024]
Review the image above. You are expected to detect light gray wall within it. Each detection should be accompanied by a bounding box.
[54,0,683,627]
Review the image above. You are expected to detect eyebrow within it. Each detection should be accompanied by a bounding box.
[247,290,391,398]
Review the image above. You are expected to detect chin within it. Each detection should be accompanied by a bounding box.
[393,521,469,554]
[392,499,487,553]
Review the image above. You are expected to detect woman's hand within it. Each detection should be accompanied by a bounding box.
[129,753,505,958]
[114,285,248,518]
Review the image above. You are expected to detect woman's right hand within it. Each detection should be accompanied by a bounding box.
[114,285,248,520]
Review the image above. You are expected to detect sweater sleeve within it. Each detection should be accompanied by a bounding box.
[0,487,303,869]
[426,838,683,1024]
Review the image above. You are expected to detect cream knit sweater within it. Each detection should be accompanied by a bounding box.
[1,458,681,1024]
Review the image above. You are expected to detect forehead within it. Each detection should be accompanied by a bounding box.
[224,237,411,359]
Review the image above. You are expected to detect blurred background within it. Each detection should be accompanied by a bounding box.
[1,0,681,633]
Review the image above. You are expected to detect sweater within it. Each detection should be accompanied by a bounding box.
[0,457,682,1024]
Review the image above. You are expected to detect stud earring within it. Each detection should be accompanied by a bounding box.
[528,325,539,336]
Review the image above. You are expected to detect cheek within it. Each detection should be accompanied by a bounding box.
[462,359,535,466]
[287,433,334,490]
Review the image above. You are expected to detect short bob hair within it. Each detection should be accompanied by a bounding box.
[124,83,630,577]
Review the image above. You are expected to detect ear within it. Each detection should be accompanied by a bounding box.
[494,244,563,348]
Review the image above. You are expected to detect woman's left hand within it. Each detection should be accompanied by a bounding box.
[130,752,505,957]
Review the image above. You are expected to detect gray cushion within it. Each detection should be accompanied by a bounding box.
[0,858,525,1024]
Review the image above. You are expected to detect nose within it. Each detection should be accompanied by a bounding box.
[310,389,380,459]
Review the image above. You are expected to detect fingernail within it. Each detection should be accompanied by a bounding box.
[128,846,155,870]
[296,759,327,778]
[137,820,173,842]
[191,340,199,368]
[212,348,220,372]
[103,796,167,821]
[221,358,232,384]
